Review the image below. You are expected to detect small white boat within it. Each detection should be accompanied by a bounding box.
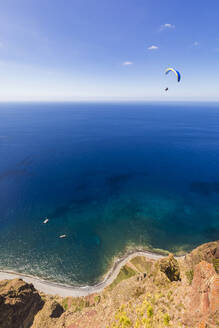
[43,218,49,224]
[59,234,67,239]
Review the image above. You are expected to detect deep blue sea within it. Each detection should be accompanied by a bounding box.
[0,102,219,285]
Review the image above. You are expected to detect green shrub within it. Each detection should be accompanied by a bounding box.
[213,259,219,274]
[62,299,68,311]
[147,305,153,318]
[94,295,101,304]
[185,270,194,285]
[115,308,132,327]
[163,313,170,326]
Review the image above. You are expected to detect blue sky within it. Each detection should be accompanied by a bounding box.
[0,0,219,101]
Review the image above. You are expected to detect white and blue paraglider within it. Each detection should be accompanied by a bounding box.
[164,68,181,91]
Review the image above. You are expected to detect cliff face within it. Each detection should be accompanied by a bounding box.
[0,241,218,328]
[0,278,43,328]
[183,261,219,327]
[31,299,64,328]
[184,241,219,269]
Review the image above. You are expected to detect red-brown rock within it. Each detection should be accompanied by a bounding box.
[185,261,219,327]
[0,278,43,328]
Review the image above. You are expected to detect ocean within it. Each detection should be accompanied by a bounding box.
[0,102,219,285]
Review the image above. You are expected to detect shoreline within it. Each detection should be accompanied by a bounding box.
[0,249,168,297]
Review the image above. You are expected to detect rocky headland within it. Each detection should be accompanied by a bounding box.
[0,241,218,328]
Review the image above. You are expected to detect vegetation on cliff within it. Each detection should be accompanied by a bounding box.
[0,241,218,328]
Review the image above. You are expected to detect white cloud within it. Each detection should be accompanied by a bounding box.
[160,23,175,31]
[122,61,133,66]
[148,45,159,50]
[193,41,199,46]
[164,23,175,28]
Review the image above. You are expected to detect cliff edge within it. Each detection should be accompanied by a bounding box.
[0,241,218,328]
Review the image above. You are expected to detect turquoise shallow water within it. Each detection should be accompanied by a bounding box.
[0,102,219,285]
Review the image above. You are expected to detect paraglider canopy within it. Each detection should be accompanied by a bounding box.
[165,68,181,82]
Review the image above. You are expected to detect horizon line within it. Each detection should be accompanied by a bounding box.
[0,98,219,104]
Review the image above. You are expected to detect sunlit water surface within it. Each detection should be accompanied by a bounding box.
[0,102,219,285]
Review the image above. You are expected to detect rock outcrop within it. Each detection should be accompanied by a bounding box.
[158,253,181,281]
[31,299,64,328]
[0,278,43,328]
[183,260,219,327]
[185,241,219,268]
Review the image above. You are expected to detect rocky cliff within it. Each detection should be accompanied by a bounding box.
[0,278,43,328]
[0,241,218,328]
